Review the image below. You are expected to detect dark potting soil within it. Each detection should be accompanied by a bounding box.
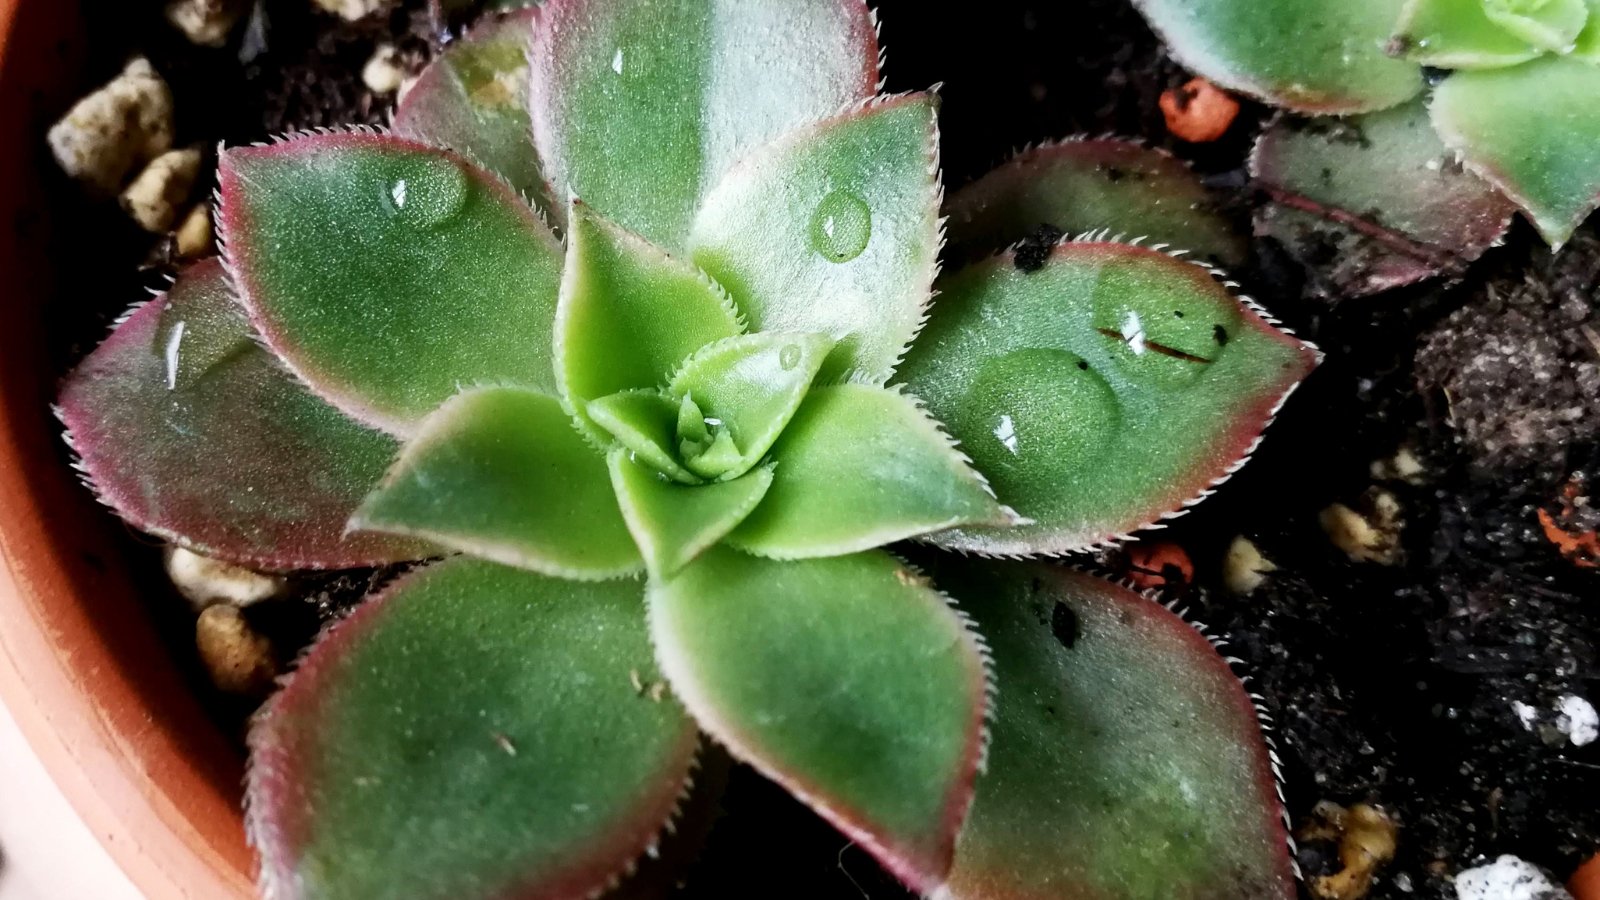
[44,1,1600,898]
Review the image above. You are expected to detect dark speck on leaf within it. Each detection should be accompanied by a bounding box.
[1077,359,1090,370]
[1050,601,1080,649]
[1214,324,1230,346]
[1014,223,1065,273]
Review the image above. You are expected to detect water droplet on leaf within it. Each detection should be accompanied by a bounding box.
[950,349,1120,478]
[779,344,803,370]
[809,190,871,263]
[380,155,469,229]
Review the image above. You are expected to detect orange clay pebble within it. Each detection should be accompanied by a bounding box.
[1160,77,1241,143]
[1539,476,1599,569]
[1124,542,1194,592]
[1572,852,1600,900]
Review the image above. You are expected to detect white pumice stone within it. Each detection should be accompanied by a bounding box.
[47,58,174,196]
[165,0,246,47]
[120,147,202,233]
[164,546,287,611]
[1455,855,1572,900]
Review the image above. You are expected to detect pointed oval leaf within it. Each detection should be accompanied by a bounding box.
[589,390,700,484]
[928,560,1295,900]
[899,243,1318,555]
[668,331,834,478]
[608,450,772,577]
[1132,0,1423,113]
[1480,0,1588,51]
[220,133,563,435]
[249,557,699,900]
[556,204,744,440]
[529,0,880,247]
[1432,56,1600,246]
[353,386,642,579]
[1578,0,1600,59]
[689,93,942,383]
[1392,0,1545,68]
[58,260,430,570]
[393,8,548,208]
[649,548,988,893]
[727,384,1011,559]
[946,139,1247,268]
[1251,100,1516,298]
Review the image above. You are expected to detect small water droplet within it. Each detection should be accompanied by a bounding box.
[779,343,802,370]
[808,190,871,263]
[163,320,186,392]
[612,48,625,75]
[380,155,469,229]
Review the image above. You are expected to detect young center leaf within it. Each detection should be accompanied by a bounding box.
[589,390,700,484]
[689,93,942,383]
[608,450,773,578]
[249,557,699,900]
[393,7,547,208]
[57,260,431,570]
[1251,100,1517,297]
[1132,0,1423,113]
[1479,0,1589,51]
[529,0,880,247]
[648,548,989,894]
[1391,0,1546,68]
[928,560,1296,900]
[945,139,1247,268]
[1431,55,1600,246]
[726,384,1013,559]
[898,242,1318,555]
[555,204,743,441]
[353,386,642,579]
[219,133,563,435]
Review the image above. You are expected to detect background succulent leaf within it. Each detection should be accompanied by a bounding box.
[927,559,1296,900]
[590,390,700,484]
[529,0,881,248]
[219,134,563,435]
[393,8,548,208]
[556,204,743,441]
[608,450,773,578]
[249,557,699,900]
[945,139,1247,268]
[353,386,642,579]
[689,93,942,383]
[727,384,1011,559]
[1132,0,1424,113]
[1576,0,1600,59]
[1251,100,1517,297]
[647,547,988,893]
[1431,56,1600,246]
[1479,0,1589,51]
[1393,0,1546,68]
[667,332,834,479]
[899,242,1318,555]
[57,260,431,571]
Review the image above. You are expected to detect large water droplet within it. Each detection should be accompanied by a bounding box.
[779,343,803,370]
[809,190,871,263]
[380,155,470,229]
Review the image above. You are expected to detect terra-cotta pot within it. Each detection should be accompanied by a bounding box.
[0,1,255,896]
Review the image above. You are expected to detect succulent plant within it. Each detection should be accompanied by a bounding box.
[1134,0,1600,293]
[58,2,1319,898]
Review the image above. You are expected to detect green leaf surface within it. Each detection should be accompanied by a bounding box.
[57,260,430,571]
[590,390,700,484]
[1132,0,1423,113]
[667,332,833,479]
[648,548,988,893]
[928,560,1296,900]
[556,204,743,441]
[1431,56,1600,245]
[1251,100,1516,297]
[728,384,1011,559]
[690,93,942,383]
[529,0,881,248]
[353,386,642,579]
[1577,0,1600,58]
[219,133,563,435]
[946,139,1247,267]
[392,8,547,207]
[1480,0,1589,51]
[1393,0,1548,66]
[249,557,698,900]
[608,450,773,577]
[899,243,1318,555]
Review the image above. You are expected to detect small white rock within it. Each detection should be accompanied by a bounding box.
[1455,855,1572,900]
[362,44,406,95]
[164,546,287,611]
[165,0,246,47]
[1222,535,1277,595]
[175,203,215,258]
[1321,489,1403,565]
[47,58,174,196]
[196,605,277,696]
[1556,693,1598,747]
[120,148,203,233]
[312,0,389,21]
